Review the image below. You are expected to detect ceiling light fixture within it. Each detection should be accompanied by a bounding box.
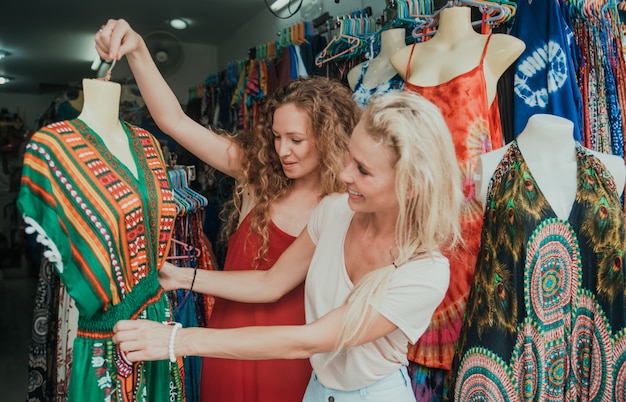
[0,50,11,60]
[270,0,291,11]
[0,76,13,85]
[169,18,189,30]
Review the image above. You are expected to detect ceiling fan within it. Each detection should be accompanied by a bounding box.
[144,31,184,75]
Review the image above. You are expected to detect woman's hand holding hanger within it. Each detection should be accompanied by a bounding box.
[94,19,141,63]
[158,261,190,291]
[93,19,244,179]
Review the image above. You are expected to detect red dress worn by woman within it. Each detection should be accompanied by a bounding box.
[199,210,312,402]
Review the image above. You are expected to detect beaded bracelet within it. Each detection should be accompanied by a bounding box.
[166,322,183,363]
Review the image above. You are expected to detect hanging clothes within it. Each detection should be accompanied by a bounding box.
[167,166,215,402]
[403,33,504,372]
[231,58,271,131]
[449,142,626,401]
[351,59,405,109]
[510,0,584,141]
[17,119,184,402]
[36,90,83,129]
[196,28,327,134]
[24,260,79,402]
[561,1,626,157]
[167,212,215,402]
[26,256,61,402]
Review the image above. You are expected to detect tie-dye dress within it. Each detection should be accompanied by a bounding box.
[403,34,504,378]
[351,60,405,109]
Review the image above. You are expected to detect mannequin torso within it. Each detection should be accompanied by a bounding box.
[347,28,406,90]
[476,114,626,219]
[390,6,525,104]
[77,78,138,177]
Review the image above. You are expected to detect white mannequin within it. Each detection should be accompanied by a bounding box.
[77,78,138,177]
[390,5,525,104]
[347,28,406,90]
[475,114,626,220]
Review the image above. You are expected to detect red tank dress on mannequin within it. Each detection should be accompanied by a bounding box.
[404,34,504,371]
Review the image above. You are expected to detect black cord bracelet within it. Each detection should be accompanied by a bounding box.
[190,268,198,292]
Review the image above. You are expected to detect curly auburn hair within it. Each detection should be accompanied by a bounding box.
[227,76,360,266]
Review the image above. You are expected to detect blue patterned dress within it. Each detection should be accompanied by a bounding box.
[449,142,626,401]
[511,0,584,141]
[351,60,404,109]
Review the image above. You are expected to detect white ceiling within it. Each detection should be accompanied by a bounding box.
[0,0,271,94]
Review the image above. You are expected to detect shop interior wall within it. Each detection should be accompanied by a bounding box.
[1,0,384,130]
[0,92,54,130]
[111,41,218,106]
[218,0,384,67]
[0,42,216,131]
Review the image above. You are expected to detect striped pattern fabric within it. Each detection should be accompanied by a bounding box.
[18,119,184,401]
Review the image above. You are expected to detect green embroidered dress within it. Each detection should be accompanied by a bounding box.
[18,119,184,401]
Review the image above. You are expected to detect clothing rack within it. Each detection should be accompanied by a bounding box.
[409,0,516,39]
[313,11,332,28]
[313,11,334,41]
[314,7,378,66]
[172,164,197,182]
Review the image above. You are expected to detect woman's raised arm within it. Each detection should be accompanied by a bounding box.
[94,19,242,178]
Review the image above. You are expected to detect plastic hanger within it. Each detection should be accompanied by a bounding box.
[411,0,512,40]
[167,237,202,261]
[168,167,208,215]
[169,169,191,215]
[315,17,361,66]
[98,59,117,82]
[314,6,378,66]
[179,167,208,212]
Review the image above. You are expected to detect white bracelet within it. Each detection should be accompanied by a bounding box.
[167,322,183,363]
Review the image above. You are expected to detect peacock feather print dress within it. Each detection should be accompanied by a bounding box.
[449,142,626,401]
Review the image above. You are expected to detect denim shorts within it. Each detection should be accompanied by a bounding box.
[302,366,416,402]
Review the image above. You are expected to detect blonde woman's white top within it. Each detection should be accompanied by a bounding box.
[305,193,449,391]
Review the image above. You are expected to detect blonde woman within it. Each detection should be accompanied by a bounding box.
[113,90,463,402]
[96,20,359,402]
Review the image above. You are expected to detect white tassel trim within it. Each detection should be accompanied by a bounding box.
[23,215,64,273]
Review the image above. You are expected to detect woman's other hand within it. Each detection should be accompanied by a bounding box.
[113,319,174,362]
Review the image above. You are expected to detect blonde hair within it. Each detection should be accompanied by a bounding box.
[228,77,360,265]
[334,91,463,354]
